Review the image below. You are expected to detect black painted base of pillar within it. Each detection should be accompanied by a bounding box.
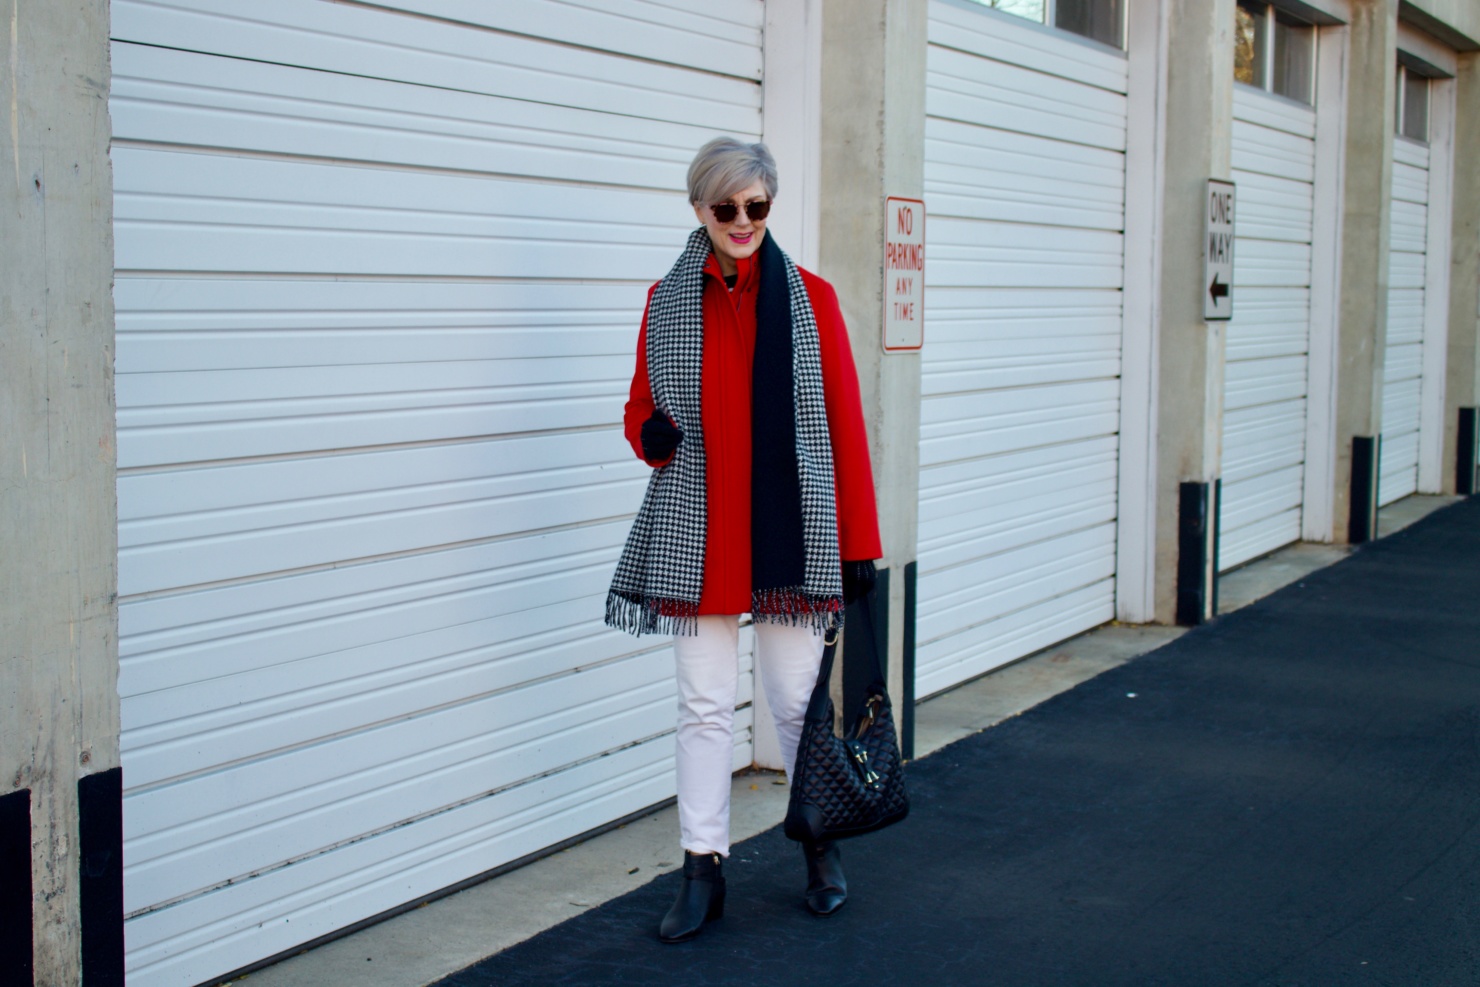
[1349,435,1381,544]
[901,561,917,760]
[79,768,124,987]
[1,788,33,986]
[1176,480,1220,626]
[1458,408,1477,496]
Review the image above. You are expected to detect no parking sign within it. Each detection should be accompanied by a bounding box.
[884,196,925,351]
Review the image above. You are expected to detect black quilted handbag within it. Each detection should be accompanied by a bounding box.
[783,590,909,842]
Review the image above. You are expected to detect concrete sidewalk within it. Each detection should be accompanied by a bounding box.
[222,495,1460,987]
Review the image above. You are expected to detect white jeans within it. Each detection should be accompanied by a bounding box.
[673,615,825,856]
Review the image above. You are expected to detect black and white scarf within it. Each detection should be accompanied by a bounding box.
[606,227,844,637]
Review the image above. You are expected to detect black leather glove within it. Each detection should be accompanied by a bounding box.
[842,559,877,605]
[640,409,682,462]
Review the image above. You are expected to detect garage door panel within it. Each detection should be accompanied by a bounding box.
[926,351,1120,394]
[119,467,643,609]
[124,652,678,908]
[1384,341,1424,384]
[920,447,1118,555]
[929,217,1123,289]
[1230,128,1316,184]
[928,0,1128,92]
[921,409,1120,467]
[1224,356,1309,411]
[1385,288,1424,343]
[1390,200,1429,252]
[1233,85,1316,137]
[1380,432,1420,505]
[115,517,621,662]
[1221,465,1305,530]
[112,0,761,128]
[119,356,628,411]
[382,0,765,79]
[1383,375,1422,425]
[915,582,1113,698]
[927,46,1126,151]
[1392,145,1431,193]
[925,328,1121,368]
[926,120,1124,230]
[119,529,624,713]
[926,287,1121,340]
[1225,288,1310,360]
[1388,250,1427,290]
[117,388,621,472]
[1222,402,1307,482]
[122,586,638,775]
[920,525,1115,624]
[925,185,1120,231]
[921,502,1119,579]
[111,45,706,195]
[120,430,631,536]
[921,434,1118,491]
[926,114,1125,187]
[1220,507,1302,570]
[114,278,640,373]
[114,149,690,280]
[921,389,1120,466]
[124,738,676,987]
[1234,238,1312,288]
[1230,170,1314,241]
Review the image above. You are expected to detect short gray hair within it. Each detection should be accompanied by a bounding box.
[686,137,778,205]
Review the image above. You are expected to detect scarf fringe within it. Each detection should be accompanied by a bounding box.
[605,589,844,636]
[751,587,845,632]
[605,590,701,638]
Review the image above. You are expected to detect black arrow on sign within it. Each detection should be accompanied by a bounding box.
[1209,273,1229,305]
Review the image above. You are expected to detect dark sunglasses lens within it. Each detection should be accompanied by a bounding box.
[745,200,771,221]
[711,202,739,223]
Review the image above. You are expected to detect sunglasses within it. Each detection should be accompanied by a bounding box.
[709,199,772,224]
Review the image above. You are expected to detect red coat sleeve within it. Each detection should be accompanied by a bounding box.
[804,270,883,562]
[623,284,673,468]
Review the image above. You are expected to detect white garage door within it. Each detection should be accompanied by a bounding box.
[1220,87,1316,570]
[917,2,1125,698]
[1381,136,1430,505]
[110,2,762,984]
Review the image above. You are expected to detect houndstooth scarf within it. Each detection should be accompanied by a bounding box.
[606,227,844,637]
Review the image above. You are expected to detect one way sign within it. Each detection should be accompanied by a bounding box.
[1204,179,1235,321]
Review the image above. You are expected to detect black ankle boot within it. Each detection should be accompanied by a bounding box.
[658,851,725,942]
[803,841,847,916]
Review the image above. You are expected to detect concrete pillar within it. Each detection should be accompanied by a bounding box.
[1442,51,1480,492]
[1148,0,1237,623]
[817,0,927,741]
[1331,0,1399,538]
[0,0,121,983]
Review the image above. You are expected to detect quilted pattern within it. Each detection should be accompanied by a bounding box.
[784,684,909,842]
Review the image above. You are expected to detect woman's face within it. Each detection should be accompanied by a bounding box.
[693,180,770,276]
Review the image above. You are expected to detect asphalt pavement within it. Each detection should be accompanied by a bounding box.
[431,496,1480,987]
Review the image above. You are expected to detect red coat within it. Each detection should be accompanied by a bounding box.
[624,249,883,615]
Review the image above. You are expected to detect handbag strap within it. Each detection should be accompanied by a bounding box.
[802,589,886,723]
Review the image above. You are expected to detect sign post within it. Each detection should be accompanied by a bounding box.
[883,196,925,351]
[1204,179,1235,321]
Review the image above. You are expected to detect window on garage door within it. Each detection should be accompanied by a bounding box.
[972,0,1126,49]
[1235,0,1315,105]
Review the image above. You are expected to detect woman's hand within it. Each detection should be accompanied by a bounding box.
[641,410,683,462]
[842,559,877,605]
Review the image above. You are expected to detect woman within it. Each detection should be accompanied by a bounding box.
[606,137,882,942]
